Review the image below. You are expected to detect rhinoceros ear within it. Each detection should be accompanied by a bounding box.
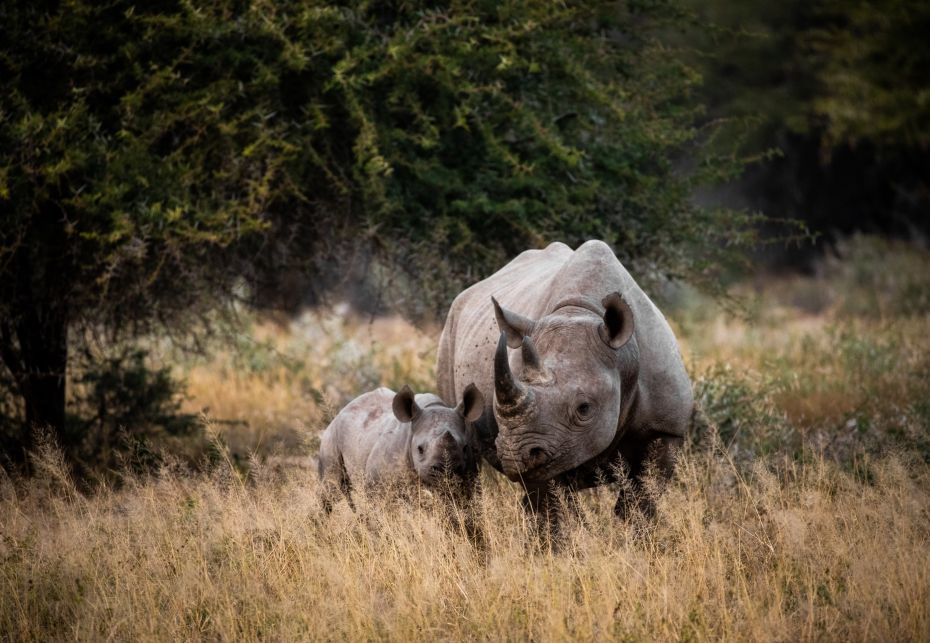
[600,292,634,349]
[492,296,536,349]
[457,383,485,423]
[392,385,421,423]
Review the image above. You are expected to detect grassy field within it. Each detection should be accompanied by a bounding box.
[2,236,929,641]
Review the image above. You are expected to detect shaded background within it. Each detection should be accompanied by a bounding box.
[685,0,929,268]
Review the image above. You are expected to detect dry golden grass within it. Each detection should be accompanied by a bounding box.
[2,437,928,641]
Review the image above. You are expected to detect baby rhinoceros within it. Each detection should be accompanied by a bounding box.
[318,384,484,511]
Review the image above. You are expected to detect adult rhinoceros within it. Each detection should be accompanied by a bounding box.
[436,240,692,518]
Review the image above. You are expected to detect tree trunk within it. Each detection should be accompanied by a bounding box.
[0,202,72,471]
[0,306,68,468]
[18,307,69,452]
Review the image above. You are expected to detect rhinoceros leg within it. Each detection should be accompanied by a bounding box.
[522,484,556,517]
[520,485,559,543]
[433,481,487,550]
[519,483,587,545]
[613,432,682,519]
[320,453,354,514]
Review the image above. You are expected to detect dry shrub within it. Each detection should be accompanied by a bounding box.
[174,308,439,462]
[680,239,930,463]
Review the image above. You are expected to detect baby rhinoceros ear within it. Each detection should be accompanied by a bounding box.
[392,385,421,423]
[457,383,485,423]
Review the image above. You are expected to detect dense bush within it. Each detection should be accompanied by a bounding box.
[67,349,198,476]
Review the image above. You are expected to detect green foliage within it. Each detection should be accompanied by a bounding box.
[676,1,814,148]
[73,349,195,433]
[1,0,310,461]
[1,0,758,320]
[683,0,930,150]
[326,0,750,304]
[0,1,287,331]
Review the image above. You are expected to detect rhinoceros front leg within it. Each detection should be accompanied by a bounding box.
[520,483,586,545]
[522,484,556,519]
[432,481,487,550]
[521,485,559,544]
[613,432,682,520]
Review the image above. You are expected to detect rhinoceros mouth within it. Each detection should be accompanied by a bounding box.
[501,462,551,483]
[499,445,555,482]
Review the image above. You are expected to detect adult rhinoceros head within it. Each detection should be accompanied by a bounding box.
[491,293,635,483]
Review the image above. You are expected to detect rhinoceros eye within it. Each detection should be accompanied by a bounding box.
[571,395,596,425]
[417,445,424,456]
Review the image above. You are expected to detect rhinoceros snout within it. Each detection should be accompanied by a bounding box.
[498,440,551,480]
[429,460,464,476]
[420,439,470,484]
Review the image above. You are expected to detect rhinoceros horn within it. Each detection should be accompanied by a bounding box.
[494,332,531,409]
[520,334,546,380]
[492,296,536,349]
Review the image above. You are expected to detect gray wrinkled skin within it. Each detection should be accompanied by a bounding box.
[437,240,693,518]
[317,385,483,510]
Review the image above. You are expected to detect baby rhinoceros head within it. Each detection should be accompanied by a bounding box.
[391,384,484,488]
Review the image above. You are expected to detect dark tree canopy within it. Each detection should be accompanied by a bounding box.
[1,0,755,466]
[682,0,930,260]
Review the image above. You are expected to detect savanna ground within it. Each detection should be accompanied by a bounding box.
[2,236,929,641]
